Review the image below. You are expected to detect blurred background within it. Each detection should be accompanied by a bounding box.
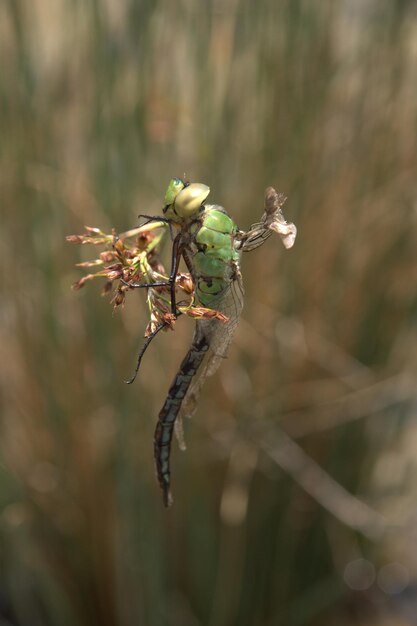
[1,0,417,624]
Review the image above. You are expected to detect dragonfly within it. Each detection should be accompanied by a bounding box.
[124,179,297,506]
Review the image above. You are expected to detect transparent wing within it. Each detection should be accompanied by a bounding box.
[182,268,244,417]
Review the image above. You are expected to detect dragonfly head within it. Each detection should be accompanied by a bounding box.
[163,178,210,221]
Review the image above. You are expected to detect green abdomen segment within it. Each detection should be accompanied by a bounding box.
[192,208,240,307]
[154,333,209,507]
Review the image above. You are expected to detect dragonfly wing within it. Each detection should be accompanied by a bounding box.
[182,269,244,417]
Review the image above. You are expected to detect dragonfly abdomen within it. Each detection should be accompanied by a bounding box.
[154,333,209,507]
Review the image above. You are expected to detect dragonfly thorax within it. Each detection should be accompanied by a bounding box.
[184,205,241,308]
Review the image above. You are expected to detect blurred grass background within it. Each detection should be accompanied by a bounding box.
[1,0,417,624]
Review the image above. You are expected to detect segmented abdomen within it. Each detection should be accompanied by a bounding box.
[154,331,209,507]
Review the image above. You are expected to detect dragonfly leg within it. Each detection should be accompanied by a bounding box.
[137,215,176,240]
[125,321,168,385]
[137,214,171,223]
[122,233,182,315]
[168,233,182,316]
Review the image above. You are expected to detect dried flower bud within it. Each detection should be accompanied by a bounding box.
[122,268,135,282]
[100,251,115,263]
[76,260,103,268]
[145,320,162,336]
[162,313,177,330]
[113,238,125,255]
[66,235,85,244]
[72,275,93,290]
[104,262,122,271]
[177,273,194,294]
[183,306,228,322]
[84,226,103,234]
[111,289,126,308]
[208,310,228,322]
[106,269,123,281]
[137,232,154,250]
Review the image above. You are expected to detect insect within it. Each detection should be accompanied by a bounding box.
[124,179,297,506]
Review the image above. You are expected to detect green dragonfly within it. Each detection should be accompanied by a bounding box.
[125,178,296,506]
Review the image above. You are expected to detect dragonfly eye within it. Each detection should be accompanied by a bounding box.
[174,183,210,218]
[164,178,185,208]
